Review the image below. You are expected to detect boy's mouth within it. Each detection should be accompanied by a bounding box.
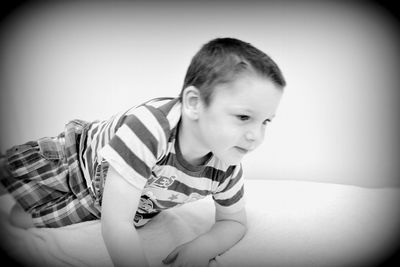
[234,146,249,154]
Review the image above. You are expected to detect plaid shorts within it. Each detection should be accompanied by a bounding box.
[0,120,101,228]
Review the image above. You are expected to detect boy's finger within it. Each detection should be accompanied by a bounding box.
[162,248,179,264]
[209,259,219,267]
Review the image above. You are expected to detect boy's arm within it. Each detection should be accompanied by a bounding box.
[163,206,247,266]
[101,165,149,267]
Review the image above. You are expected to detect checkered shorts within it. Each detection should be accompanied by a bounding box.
[0,120,101,228]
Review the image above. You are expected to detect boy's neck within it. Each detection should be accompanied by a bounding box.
[177,118,211,166]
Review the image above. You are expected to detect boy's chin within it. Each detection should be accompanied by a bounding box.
[216,155,243,166]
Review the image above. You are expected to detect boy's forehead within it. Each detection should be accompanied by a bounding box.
[211,74,280,100]
[208,75,282,115]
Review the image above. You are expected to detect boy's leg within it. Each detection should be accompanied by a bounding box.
[0,183,7,196]
[0,158,10,196]
[0,142,69,228]
[1,158,34,228]
[1,130,100,228]
[9,203,34,229]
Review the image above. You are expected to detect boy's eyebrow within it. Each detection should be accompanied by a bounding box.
[265,114,276,122]
[230,106,276,119]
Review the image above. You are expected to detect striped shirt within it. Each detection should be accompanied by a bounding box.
[80,97,245,226]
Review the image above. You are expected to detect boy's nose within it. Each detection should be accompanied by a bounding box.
[245,127,264,145]
[245,132,256,142]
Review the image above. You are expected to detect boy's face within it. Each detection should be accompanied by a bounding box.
[196,73,283,166]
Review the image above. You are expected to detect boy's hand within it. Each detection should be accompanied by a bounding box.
[162,238,216,267]
[163,207,246,267]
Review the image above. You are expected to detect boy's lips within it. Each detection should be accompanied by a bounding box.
[234,146,250,154]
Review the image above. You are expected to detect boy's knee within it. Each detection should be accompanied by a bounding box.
[0,157,10,196]
[9,204,35,229]
[0,183,7,195]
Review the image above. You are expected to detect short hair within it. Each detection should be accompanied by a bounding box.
[180,37,286,106]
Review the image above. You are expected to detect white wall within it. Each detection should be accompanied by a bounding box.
[0,1,399,187]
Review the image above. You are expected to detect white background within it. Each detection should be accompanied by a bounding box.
[0,1,399,188]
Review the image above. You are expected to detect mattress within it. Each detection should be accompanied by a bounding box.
[1,179,399,267]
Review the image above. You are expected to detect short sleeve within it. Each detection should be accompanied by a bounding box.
[100,105,169,190]
[212,164,245,214]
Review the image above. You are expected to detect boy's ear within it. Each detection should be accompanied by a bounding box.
[182,86,202,120]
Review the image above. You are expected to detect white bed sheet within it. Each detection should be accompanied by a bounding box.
[1,180,399,267]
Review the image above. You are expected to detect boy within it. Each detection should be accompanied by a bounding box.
[0,37,286,266]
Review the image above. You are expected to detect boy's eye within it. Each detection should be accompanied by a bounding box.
[263,119,271,125]
[236,115,250,121]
